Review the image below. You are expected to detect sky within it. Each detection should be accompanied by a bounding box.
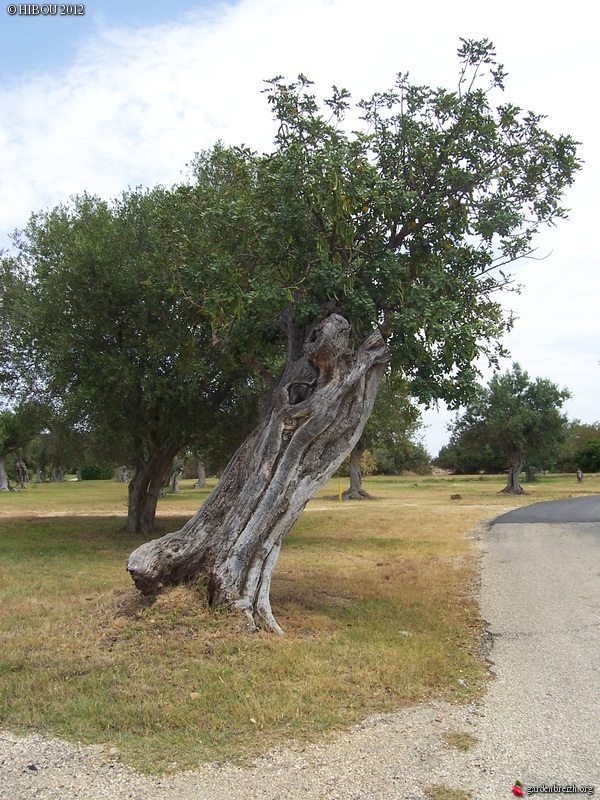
[1,0,598,456]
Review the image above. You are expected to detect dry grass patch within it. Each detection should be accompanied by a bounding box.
[442,731,479,751]
[0,473,588,772]
[424,786,473,800]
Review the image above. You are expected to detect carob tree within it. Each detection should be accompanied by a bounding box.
[126,40,580,631]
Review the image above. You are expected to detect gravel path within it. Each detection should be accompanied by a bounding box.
[2,519,599,799]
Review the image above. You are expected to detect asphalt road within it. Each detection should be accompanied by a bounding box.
[495,493,600,523]
[469,497,600,796]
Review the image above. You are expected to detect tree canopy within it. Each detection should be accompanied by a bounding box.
[171,39,580,409]
[2,188,260,531]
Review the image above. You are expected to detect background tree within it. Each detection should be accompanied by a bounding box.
[2,188,258,533]
[574,438,600,473]
[373,437,431,476]
[434,434,505,474]
[125,40,580,631]
[445,363,571,492]
[556,421,600,472]
[0,403,47,490]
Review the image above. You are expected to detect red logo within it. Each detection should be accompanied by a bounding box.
[511,781,525,797]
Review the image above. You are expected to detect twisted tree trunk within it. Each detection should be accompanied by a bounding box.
[127,445,180,535]
[342,443,373,500]
[127,314,389,632]
[193,456,206,488]
[500,451,525,494]
[0,457,8,491]
[170,459,184,494]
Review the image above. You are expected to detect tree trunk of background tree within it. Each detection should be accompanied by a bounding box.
[342,442,373,500]
[127,446,180,535]
[193,456,206,488]
[127,313,389,633]
[51,465,63,483]
[170,459,184,494]
[0,457,8,491]
[15,459,29,489]
[501,452,525,494]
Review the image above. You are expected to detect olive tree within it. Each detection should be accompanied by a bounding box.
[0,403,47,490]
[126,40,580,631]
[446,363,571,492]
[2,188,258,533]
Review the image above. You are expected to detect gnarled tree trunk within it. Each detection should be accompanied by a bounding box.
[0,457,8,491]
[15,459,29,489]
[170,459,184,494]
[500,451,525,494]
[193,456,206,488]
[127,314,389,633]
[342,443,372,500]
[127,446,180,535]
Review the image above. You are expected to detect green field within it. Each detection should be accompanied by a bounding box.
[0,472,596,772]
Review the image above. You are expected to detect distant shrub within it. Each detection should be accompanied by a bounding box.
[81,463,115,481]
[576,440,600,472]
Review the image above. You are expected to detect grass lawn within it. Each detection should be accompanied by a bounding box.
[0,471,596,772]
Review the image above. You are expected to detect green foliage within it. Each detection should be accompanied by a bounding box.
[373,439,431,475]
[2,188,260,499]
[435,440,504,474]
[556,421,600,471]
[337,448,378,477]
[0,403,48,459]
[80,463,115,481]
[576,440,600,472]
[350,372,430,474]
[176,40,580,408]
[441,363,571,473]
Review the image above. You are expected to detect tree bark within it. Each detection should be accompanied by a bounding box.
[342,443,373,500]
[193,456,206,488]
[15,459,29,489]
[127,446,180,535]
[170,459,184,494]
[0,457,8,491]
[500,452,525,494]
[127,313,389,632]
